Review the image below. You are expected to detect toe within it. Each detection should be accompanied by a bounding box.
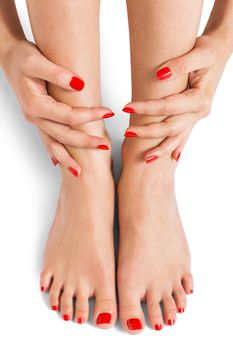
[147,291,164,331]
[93,289,117,329]
[60,288,74,321]
[173,286,187,313]
[49,281,62,311]
[162,295,177,326]
[182,273,194,295]
[75,291,89,324]
[119,292,144,334]
[40,269,53,292]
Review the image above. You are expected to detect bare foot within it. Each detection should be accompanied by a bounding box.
[40,139,117,328]
[117,139,193,334]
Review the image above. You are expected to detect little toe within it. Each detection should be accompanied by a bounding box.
[75,292,89,324]
[147,292,164,331]
[40,269,53,292]
[60,288,74,321]
[173,286,187,313]
[182,273,194,295]
[93,290,117,329]
[162,295,177,326]
[119,294,144,334]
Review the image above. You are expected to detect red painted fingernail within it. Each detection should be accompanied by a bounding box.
[156,66,172,80]
[77,317,85,324]
[124,131,138,137]
[127,318,143,331]
[176,152,181,161]
[154,324,163,331]
[63,314,70,321]
[178,308,185,313]
[167,319,176,326]
[68,167,79,177]
[70,76,85,91]
[40,286,45,292]
[97,144,110,150]
[122,107,135,114]
[145,155,159,164]
[52,305,58,311]
[51,156,59,166]
[96,312,112,325]
[103,112,115,119]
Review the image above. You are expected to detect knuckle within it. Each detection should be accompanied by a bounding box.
[202,97,211,117]
[26,98,39,116]
[159,100,169,116]
[167,123,177,136]
[24,54,37,70]
[176,58,186,75]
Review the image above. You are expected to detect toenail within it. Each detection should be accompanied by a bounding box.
[68,167,79,177]
[97,144,110,150]
[167,319,176,326]
[145,155,159,164]
[102,112,115,119]
[52,305,58,311]
[190,289,193,294]
[122,107,135,114]
[96,312,112,325]
[77,317,85,324]
[127,318,143,331]
[154,324,163,331]
[63,314,70,321]
[178,307,185,313]
[124,131,138,137]
[40,286,45,292]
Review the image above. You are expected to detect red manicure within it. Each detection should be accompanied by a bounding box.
[70,76,85,91]
[68,167,79,177]
[51,156,59,166]
[52,305,58,311]
[122,107,135,114]
[178,308,185,313]
[154,324,163,331]
[77,317,85,324]
[40,286,45,292]
[96,313,112,325]
[127,318,143,331]
[167,319,176,326]
[156,66,172,80]
[124,131,138,137]
[146,155,159,164]
[103,112,115,119]
[63,314,70,321]
[97,144,110,150]
[176,152,181,161]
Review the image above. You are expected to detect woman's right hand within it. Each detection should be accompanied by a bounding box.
[1,39,114,173]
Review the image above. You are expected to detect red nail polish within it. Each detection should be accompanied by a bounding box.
[97,144,110,150]
[77,317,85,324]
[63,314,70,321]
[154,324,163,331]
[70,76,85,91]
[96,313,112,325]
[176,152,181,161]
[68,167,79,177]
[124,131,138,137]
[52,305,58,311]
[122,107,135,114]
[127,318,143,331]
[51,156,59,166]
[40,286,45,292]
[167,319,176,326]
[145,155,159,164]
[103,112,115,119]
[156,66,172,80]
[190,289,193,294]
[178,308,185,313]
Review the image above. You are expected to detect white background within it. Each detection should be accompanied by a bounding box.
[0,0,233,349]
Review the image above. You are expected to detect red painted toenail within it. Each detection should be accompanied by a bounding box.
[156,67,172,80]
[77,317,85,324]
[68,167,79,177]
[167,319,176,326]
[96,312,112,325]
[102,112,115,119]
[70,76,85,91]
[190,289,193,294]
[154,324,163,331]
[145,155,159,164]
[122,107,135,114]
[127,318,143,331]
[63,314,70,321]
[124,131,138,137]
[97,144,110,150]
[51,156,59,166]
[178,308,185,313]
[40,286,45,292]
[52,305,58,311]
[176,152,181,161]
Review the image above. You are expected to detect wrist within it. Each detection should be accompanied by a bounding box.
[0,35,25,67]
[202,26,233,60]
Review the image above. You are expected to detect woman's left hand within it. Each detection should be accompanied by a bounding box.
[123,34,232,162]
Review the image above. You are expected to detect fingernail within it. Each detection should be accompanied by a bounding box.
[156,66,172,80]
[40,286,45,292]
[63,314,70,321]
[70,76,85,91]
[127,318,143,331]
[122,107,135,114]
[102,112,115,119]
[145,155,159,164]
[97,144,110,150]
[154,324,163,331]
[51,156,59,166]
[77,317,85,324]
[175,152,181,161]
[167,319,176,326]
[52,305,58,311]
[178,308,185,313]
[124,131,138,137]
[68,167,79,177]
[96,312,112,325]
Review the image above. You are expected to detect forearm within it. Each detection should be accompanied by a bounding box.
[203,0,233,56]
[0,0,26,65]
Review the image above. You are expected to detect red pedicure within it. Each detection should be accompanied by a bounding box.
[51,156,59,166]
[68,166,79,177]
[52,306,58,311]
[63,314,70,321]
[127,318,143,331]
[124,131,138,137]
[103,112,115,119]
[122,107,135,114]
[96,313,112,325]
[77,317,85,324]
[40,286,45,292]
[176,152,181,161]
[156,66,172,80]
[97,144,110,150]
[178,308,185,313]
[167,319,176,326]
[70,76,85,91]
[145,155,159,164]
[154,324,163,331]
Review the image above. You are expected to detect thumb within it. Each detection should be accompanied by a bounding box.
[155,45,213,81]
[27,52,85,91]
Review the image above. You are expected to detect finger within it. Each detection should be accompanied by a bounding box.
[29,95,115,126]
[172,131,191,161]
[37,119,111,150]
[25,52,85,91]
[144,136,180,163]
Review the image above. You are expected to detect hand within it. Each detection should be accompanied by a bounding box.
[2,39,114,173]
[122,34,231,162]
